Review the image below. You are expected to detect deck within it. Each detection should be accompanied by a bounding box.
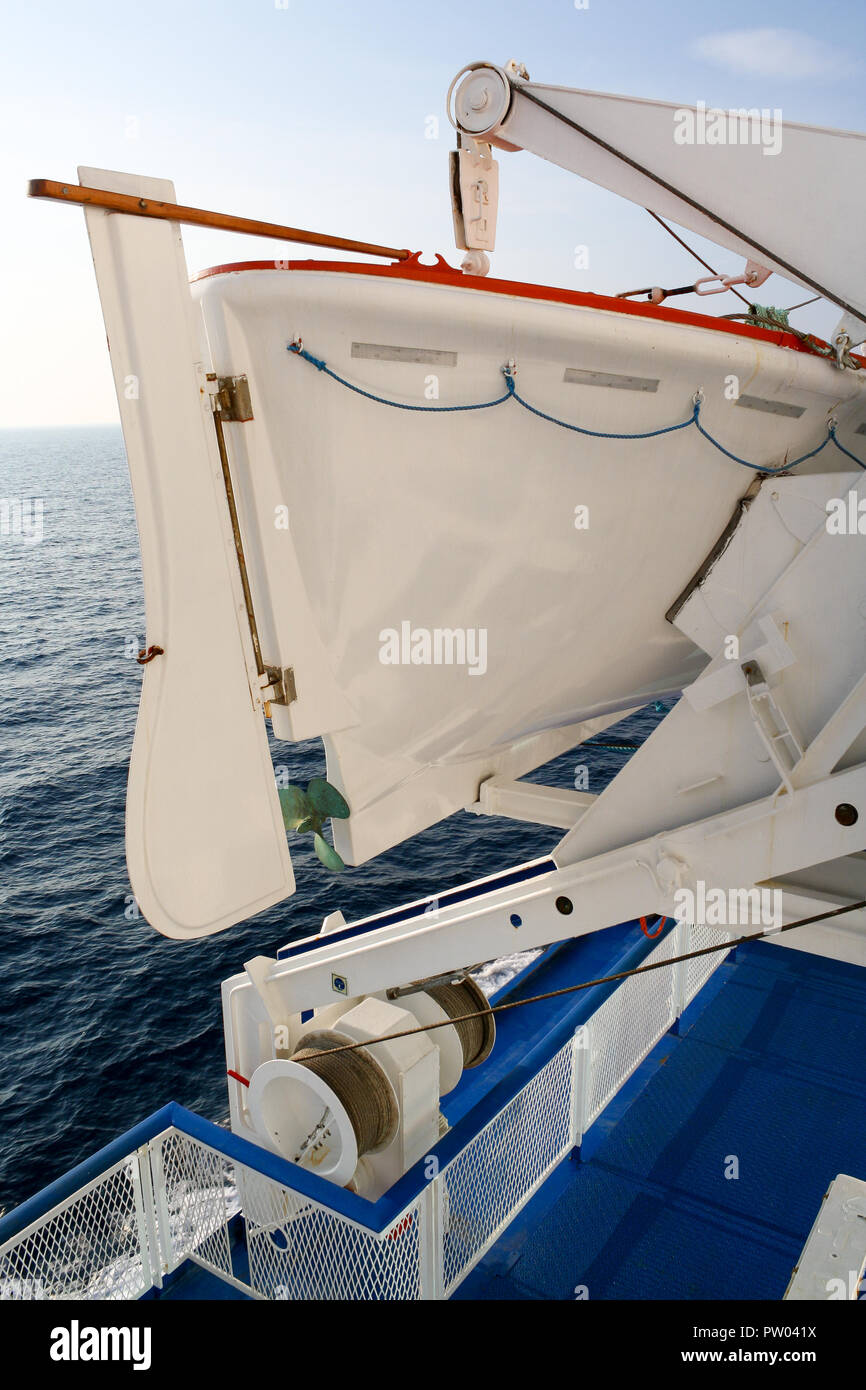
[453,939,866,1300]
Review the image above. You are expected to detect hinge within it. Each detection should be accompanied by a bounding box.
[261,665,297,706]
[213,374,254,422]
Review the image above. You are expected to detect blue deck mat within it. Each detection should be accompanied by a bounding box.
[456,941,866,1300]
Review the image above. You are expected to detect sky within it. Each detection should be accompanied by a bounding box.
[0,0,864,426]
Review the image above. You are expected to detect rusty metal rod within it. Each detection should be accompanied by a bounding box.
[27,178,412,261]
[209,394,266,679]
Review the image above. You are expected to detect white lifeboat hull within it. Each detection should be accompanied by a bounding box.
[192,257,866,865]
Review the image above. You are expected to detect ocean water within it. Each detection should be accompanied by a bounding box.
[0,425,667,1213]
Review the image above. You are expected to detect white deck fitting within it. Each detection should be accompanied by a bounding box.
[785,1174,866,1300]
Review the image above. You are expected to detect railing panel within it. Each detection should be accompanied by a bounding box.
[0,1156,149,1301]
[151,1132,234,1283]
[441,1036,574,1295]
[238,1166,421,1300]
[584,931,678,1127]
[684,927,732,1005]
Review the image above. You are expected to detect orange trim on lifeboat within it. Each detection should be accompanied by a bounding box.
[190,250,849,360]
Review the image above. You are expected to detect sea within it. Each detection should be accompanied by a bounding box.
[0,424,668,1214]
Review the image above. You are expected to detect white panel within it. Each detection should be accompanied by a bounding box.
[497,81,866,318]
[81,169,294,937]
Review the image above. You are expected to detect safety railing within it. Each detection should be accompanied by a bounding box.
[0,921,730,1301]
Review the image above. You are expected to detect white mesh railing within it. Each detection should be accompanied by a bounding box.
[0,1154,154,1301]
[441,1034,574,1295]
[583,929,679,1129]
[150,1131,236,1284]
[684,925,733,1006]
[239,1167,423,1300]
[0,923,731,1301]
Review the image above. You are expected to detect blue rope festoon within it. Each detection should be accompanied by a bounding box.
[287,342,511,413]
[287,342,865,473]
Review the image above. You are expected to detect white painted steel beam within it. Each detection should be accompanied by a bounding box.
[231,758,864,1017]
[785,1175,866,1300]
[468,776,595,829]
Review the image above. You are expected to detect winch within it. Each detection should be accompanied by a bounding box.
[226,969,495,1200]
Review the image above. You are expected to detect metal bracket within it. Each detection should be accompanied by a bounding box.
[386,966,479,1001]
[742,658,804,791]
[207,371,292,715]
[261,665,297,707]
[684,613,796,713]
[214,375,254,422]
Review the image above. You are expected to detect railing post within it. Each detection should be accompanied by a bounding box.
[147,1135,177,1277]
[417,1177,444,1300]
[131,1145,162,1292]
[669,918,689,1034]
[569,1023,591,1160]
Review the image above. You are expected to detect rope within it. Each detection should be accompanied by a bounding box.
[301,898,866,1061]
[287,342,511,413]
[288,342,866,473]
[291,1030,398,1155]
[642,208,753,309]
[828,425,866,470]
[722,305,861,371]
[427,976,494,1067]
[783,296,822,314]
[503,371,697,441]
[585,742,641,750]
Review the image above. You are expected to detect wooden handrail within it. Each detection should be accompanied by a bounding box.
[28,178,412,262]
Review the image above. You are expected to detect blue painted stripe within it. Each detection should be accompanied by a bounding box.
[276,857,556,961]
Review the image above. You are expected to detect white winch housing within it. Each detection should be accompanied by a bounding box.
[224,967,495,1201]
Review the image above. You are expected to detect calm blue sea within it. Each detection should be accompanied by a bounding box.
[0,425,667,1213]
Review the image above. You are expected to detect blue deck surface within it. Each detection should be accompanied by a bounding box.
[454,940,866,1300]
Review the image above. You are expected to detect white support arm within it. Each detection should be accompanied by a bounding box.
[447,62,866,322]
[468,775,594,829]
[230,759,864,1017]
